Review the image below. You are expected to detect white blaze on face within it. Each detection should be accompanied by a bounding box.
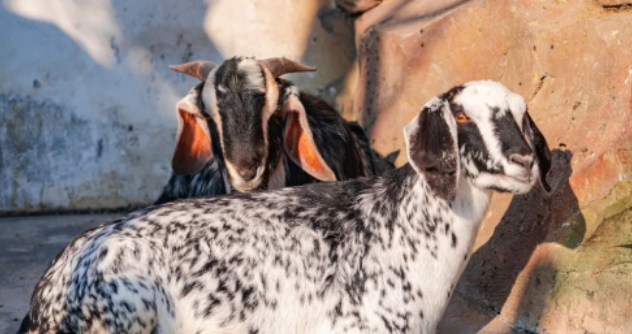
[453,81,536,194]
[238,58,266,93]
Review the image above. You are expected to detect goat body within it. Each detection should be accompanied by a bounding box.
[19,81,551,334]
[20,165,488,334]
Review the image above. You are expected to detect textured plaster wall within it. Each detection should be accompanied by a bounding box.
[0,0,354,213]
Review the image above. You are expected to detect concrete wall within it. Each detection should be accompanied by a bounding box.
[0,0,355,213]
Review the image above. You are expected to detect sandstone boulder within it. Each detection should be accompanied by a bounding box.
[595,0,632,8]
[335,0,383,15]
[350,0,632,332]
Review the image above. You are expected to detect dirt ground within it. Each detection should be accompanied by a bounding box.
[0,214,118,334]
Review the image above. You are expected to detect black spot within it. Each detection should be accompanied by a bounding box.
[380,315,393,332]
[98,247,109,260]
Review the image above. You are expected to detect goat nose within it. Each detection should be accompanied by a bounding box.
[509,154,534,169]
[238,167,258,181]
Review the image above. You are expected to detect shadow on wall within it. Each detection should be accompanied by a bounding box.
[439,149,584,333]
[0,7,116,212]
[0,0,225,213]
[0,0,362,213]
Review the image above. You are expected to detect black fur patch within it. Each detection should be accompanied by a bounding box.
[494,109,532,158]
[456,119,499,176]
[439,85,464,102]
[214,58,267,172]
[408,105,457,201]
[297,91,367,181]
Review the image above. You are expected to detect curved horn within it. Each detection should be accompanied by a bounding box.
[258,57,316,78]
[169,60,220,80]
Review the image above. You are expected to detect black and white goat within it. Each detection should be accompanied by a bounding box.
[155,57,380,204]
[18,81,551,334]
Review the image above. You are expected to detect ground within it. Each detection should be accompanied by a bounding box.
[0,214,118,334]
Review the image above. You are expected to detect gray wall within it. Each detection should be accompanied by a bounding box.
[0,0,354,213]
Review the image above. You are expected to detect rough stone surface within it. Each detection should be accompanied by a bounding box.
[596,0,632,8]
[0,214,118,334]
[353,0,632,332]
[0,0,354,213]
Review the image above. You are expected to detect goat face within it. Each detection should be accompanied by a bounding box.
[204,58,272,191]
[405,81,552,201]
[169,57,337,192]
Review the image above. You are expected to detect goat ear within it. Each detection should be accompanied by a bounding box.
[523,111,552,193]
[172,91,213,175]
[405,101,459,201]
[282,89,337,182]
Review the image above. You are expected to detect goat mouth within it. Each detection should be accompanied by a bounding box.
[243,174,270,192]
[511,175,531,184]
[229,175,263,193]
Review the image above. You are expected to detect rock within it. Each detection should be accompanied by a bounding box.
[596,0,632,8]
[351,0,632,332]
[335,0,383,15]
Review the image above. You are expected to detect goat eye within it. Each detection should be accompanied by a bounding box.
[455,111,469,123]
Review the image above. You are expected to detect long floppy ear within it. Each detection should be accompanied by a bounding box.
[523,111,552,192]
[404,99,459,201]
[281,87,336,182]
[172,88,213,175]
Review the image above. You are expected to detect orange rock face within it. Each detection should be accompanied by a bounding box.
[351,0,632,332]
[595,0,632,7]
[335,0,383,15]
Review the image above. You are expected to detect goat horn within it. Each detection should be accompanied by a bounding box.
[169,60,220,81]
[258,57,316,78]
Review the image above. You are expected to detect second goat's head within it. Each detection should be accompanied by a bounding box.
[169,57,335,192]
[405,81,552,201]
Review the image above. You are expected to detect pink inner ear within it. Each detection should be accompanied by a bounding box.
[283,104,336,182]
[172,109,213,175]
[286,114,323,173]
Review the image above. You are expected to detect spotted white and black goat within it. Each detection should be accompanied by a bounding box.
[18,81,551,334]
[155,57,383,204]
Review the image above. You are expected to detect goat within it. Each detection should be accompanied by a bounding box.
[155,57,383,204]
[18,81,551,334]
